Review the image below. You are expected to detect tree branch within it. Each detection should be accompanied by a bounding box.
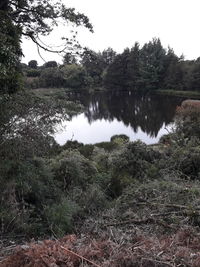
[22,32,66,53]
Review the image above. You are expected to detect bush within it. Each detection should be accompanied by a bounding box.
[26,69,41,77]
[108,141,160,197]
[0,157,61,236]
[110,134,130,144]
[50,150,97,190]
[44,198,80,236]
[39,67,64,88]
[24,77,40,89]
[61,64,89,89]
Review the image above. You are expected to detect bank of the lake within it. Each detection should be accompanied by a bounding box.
[155,89,200,98]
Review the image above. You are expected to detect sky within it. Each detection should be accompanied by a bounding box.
[22,0,200,65]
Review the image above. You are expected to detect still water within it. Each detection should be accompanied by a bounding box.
[55,91,184,145]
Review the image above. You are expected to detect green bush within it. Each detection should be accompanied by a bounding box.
[110,134,130,144]
[26,69,41,77]
[108,141,160,197]
[50,150,97,190]
[44,198,80,236]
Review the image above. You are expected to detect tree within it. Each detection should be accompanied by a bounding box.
[139,38,166,90]
[190,59,200,91]
[40,67,64,87]
[43,61,58,68]
[63,53,77,65]
[162,48,184,90]
[28,60,38,69]
[81,49,105,85]
[0,4,22,93]
[126,42,140,89]
[61,64,88,88]
[104,49,130,90]
[0,0,93,93]
[101,47,116,66]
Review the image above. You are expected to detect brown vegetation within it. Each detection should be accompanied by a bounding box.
[2,228,200,267]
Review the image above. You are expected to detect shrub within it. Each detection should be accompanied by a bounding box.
[50,150,97,190]
[44,198,80,236]
[108,141,160,197]
[26,69,41,77]
[110,134,130,144]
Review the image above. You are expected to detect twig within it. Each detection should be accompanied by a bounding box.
[60,245,101,267]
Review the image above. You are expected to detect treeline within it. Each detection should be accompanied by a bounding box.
[22,48,116,90]
[23,38,200,92]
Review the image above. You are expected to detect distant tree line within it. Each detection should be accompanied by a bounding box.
[22,38,200,92]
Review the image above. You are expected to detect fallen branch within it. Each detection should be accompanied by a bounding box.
[61,245,101,267]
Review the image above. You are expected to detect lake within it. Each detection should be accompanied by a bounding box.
[54,91,185,145]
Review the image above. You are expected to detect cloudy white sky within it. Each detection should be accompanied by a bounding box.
[22,0,200,65]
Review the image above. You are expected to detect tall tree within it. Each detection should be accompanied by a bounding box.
[81,49,104,85]
[126,42,140,89]
[162,48,184,90]
[0,1,22,93]
[139,38,166,90]
[104,48,130,90]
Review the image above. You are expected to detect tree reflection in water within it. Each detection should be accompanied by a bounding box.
[56,91,185,144]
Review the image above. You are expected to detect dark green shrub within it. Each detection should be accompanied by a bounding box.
[79,144,95,158]
[26,69,41,77]
[110,134,130,144]
[44,198,80,236]
[108,141,160,197]
[50,150,97,190]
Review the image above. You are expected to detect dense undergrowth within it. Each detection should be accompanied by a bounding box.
[1,101,200,237]
[1,96,200,266]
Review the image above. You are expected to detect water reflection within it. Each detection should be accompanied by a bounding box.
[55,91,184,145]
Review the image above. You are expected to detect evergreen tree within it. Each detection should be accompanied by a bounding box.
[126,42,140,89]
[138,38,166,90]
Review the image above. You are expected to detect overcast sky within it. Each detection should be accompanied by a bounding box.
[22,0,200,65]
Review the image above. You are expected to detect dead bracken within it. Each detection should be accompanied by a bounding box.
[1,228,200,267]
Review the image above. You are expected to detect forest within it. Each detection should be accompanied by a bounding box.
[24,39,200,93]
[1,0,200,266]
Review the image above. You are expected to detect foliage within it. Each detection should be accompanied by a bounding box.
[44,198,80,236]
[26,69,41,77]
[28,60,38,69]
[0,91,83,236]
[2,84,200,240]
[49,149,97,190]
[61,64,89,89]
[43,61,58,68]
[0,0,92,94]
[0,10,22,93]
[110,134,130,144]
[107,141,160,197]
[39,67,64,88]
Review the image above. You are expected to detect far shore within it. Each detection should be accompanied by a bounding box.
[155,89,200,98]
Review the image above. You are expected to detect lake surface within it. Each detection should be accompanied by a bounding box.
[55,91,185,145]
